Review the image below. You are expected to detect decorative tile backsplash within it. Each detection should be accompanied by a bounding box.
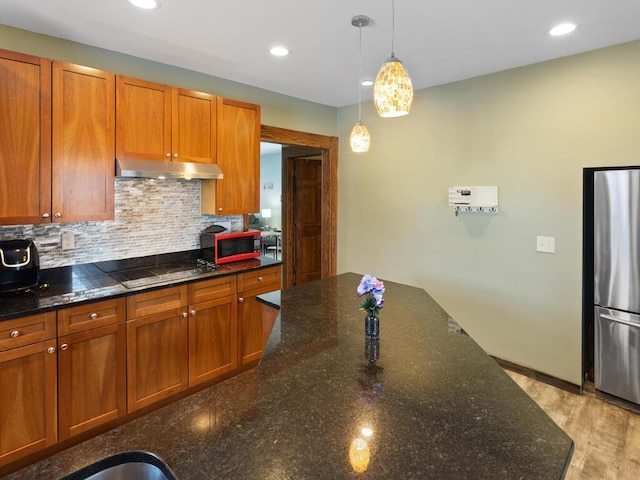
[0,178,243,268]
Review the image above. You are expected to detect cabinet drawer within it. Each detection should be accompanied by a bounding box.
[127,285,188,319]
[58,298,126,335]
[188,275,236,304]
[0,312,56,351]
[237,266,282,294]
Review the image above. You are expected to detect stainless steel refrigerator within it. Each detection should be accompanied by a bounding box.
[594,168,640,404]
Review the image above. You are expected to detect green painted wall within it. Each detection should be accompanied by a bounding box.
[0,24,337,136]
[337,40,640,385]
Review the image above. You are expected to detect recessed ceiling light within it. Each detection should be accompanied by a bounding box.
[129,0,159,9]
[361,80,373,87]
[270,46,290,57]
[549,23,577,36]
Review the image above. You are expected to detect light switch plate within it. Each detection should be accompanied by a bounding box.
[61,232,75,250]
[536,236,555,253]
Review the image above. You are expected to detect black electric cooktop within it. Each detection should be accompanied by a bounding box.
[93,251,218,289]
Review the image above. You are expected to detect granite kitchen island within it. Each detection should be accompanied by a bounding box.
[5,273,573,479]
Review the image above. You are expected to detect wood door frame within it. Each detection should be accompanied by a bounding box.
[260,125,338,285]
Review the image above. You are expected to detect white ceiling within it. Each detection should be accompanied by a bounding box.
[2,0,640,108]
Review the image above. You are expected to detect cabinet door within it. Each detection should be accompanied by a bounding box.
[172,88,217,164]
[238,295,265,367]
[0,49,51,225]
[52,62,115,222]
[188,296,238,386]
[116,75,171,161]
[202,98,260,215]
[0,341,57,467]
[57,323,126,440]
[126,309,188,412]
[237,266,282,368]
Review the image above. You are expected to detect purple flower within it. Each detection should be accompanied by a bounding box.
[357,274,385,314]
[357,274,376,296]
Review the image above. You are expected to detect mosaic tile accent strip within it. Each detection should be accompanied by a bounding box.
[0,178,244,268]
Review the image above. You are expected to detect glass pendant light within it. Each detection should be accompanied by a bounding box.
[350,15,371,153]
[374,0,413,118]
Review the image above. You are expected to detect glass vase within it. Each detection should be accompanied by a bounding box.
[365,314,379,341]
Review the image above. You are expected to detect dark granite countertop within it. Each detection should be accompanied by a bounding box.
[0,253,282,321]
[4,273,573,480]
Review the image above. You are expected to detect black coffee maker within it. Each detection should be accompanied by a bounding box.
[0,239,40,295]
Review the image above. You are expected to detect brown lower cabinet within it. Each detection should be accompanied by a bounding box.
[0,266,281,472]
[126,307,189,412]
[0,312,57,467]
[238,266,282,367]
[188,276,238,386]
[57,323,127,440]
[188,295,238,386]
[57,298,127,441]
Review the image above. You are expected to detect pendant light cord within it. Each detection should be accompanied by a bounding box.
[358,23,363,122]
[391,0,395,56]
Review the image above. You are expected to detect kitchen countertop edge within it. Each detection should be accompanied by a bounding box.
[0,256,283,322]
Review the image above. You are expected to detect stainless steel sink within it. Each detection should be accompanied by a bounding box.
[60,451,177,480]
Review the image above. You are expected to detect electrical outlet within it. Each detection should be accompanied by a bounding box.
[536,235,555,253]
[61,232,75,251]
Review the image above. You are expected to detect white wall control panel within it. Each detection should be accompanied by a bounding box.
[536,236,555,253]
[448,186,499,214]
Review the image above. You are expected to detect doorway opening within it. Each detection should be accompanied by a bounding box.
[260,125,338,288]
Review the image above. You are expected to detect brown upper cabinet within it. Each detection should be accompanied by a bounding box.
[0,50,115,225]
[116,76,217,164]
[0,49,52,225]
[201,98,260,215]
[52,62,115,223]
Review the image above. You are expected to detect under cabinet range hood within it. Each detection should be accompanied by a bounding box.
[116,158,224,180]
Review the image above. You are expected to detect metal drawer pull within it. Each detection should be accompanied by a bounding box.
[190,310,197,316]
[10,330,20,338]
[47,347,55,354]
[90,313,98,320]
[182,312,188,318]
[60,344,69,351]
[258,276,263,282]
[42,212,50,218]
[239,297,244,303]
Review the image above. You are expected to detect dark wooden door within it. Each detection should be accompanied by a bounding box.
[291,157,322,285]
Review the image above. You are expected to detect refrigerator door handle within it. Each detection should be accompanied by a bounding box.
[598,313,640,328]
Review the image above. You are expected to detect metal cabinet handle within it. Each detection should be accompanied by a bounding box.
[60,343,69,351]
[10,330,20,338]
[173,153,178,158]
[42,213,50,218]
[190,310,196,316]
[182,312,188,318]
[47,347,55,354]
[54,212,62,218]
[90,313,98,320]
[166,152,171,157]
[218,208,223,212]
[258,276,264,282]
[239,297,244,303]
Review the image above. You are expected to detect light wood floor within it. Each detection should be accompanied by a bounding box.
[506,370,640,479]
